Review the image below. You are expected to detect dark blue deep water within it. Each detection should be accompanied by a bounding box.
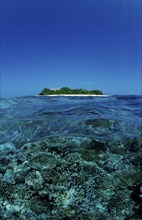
[0,95,142,145]
[0,95,142,220]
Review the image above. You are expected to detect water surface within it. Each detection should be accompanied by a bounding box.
[0,95,141,146]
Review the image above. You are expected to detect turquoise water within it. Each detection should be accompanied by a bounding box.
[0,95,142,219]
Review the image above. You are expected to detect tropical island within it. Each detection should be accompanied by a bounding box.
[39,87,104,96]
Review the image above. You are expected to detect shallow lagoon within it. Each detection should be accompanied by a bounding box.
[0,96,142,219]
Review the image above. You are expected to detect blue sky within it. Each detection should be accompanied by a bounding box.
[1,0,141,97]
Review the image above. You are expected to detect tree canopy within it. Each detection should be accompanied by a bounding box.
[39,87,103,95]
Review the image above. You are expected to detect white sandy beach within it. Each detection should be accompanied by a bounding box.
[36,94,109,97]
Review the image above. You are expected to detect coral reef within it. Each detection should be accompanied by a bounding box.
[0,136,142,219]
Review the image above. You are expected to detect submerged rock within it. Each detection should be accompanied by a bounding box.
[85,118,112,127]
[0,142,16,159]
[28,153,57,170]
[84,119,122,137]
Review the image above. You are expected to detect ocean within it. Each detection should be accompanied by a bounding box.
[0,95,142,219]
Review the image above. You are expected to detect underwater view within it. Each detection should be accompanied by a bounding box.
[0,95,142,220]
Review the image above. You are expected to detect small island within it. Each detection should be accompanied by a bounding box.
[39,87,105,96]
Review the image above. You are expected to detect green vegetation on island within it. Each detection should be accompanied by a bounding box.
[39,87,103,95]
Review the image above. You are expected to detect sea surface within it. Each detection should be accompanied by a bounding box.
[0,95,142,145]
[0,95,142,219]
